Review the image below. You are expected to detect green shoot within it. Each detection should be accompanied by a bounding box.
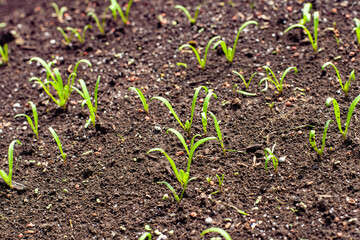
[0,22,6,28]
[138,232,152,240]
[72,76,100,128]
[213,21,258,63]
[0,43,9,65]
[51,2,67,23]
[129,87,149,115]
[179,36,221,69]
[259,66,297,95]
[49,127,67,165]
[321,62,355,95]
[309,120,332,157]
[326,94,360,140]
[29,57,92,109]
[266,102,275,113]
[88,12,105,35]
[209,111,226,156]
[264,143,278,173]
[284,11,319,52]
[299,3,312,25]
[174,5,201,25]
[206,176,212,184]
[151,86,208,134]
[216,174,225,192]
[200,228,232,240]
[201,91,217,136]
[147,128,216,202]
[354,18,360,47]
[108,0,134,25]
[177,62,187,68]
[232,70,257,89]
[58,25,92,44]
[0,140,21,189]
[14,101,39,139]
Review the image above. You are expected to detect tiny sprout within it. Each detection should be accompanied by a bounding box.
[266,102,275,113]
[232,70,257,89]
[0,140,21,189]
[259,66,297,95]
[0,22,6,28]
[206,176,212,184]
[58,25,92,44]
[213,21,258,63]
[129,87,149,115]
[284,11,319,52]
[108,0,134,25]
[200,227,232,240]
[354,18,360,47]
[0,43,9,65]
[49,127,67,165]
[51,2,67,23]
[14,101,39,139]
[326,94,360,140]
[309,120,332,158]
[321,62,355,95]
[72,76,100,128]
[209,112,226,156]
[88,12,105,35]
[138,232,152,240]
[179,36,221,69]
[216,173,225,192]
[177,62,187,69]
[174,4,201,25]
[264,143,278,173]
[299,3,312,25]
[201,90,217,136]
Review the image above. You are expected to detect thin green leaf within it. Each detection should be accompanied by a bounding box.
[157,181,180,202]
[151,96,185,130]
[200,228,232,240]
[129,87,149,115]
[209,112,225,156]
[166,128,189,156]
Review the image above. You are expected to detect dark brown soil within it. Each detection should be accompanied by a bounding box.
[0,0,360,239]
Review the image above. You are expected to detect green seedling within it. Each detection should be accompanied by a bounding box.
[29,57,92,109]
[57,25,92,44]
[129,87,149,115]
[174,4,201,24]
[88,12,105,35]
[326,94,360,140]
[0,140,21,189]
[321,62,355,95]
[108,0,133,25]
[0,43,8,65]
[179,36,221,69]
[206,176,212,184]
[232,70,257,89]
[147,128,216,203]
[51,2,67,23]
[216,173,225,192]
[201,91,217,136]
[0,22,6,28]
[138,232,152,240]
[49,127,67,165]
[177,62,187,68]
[354,18,360,47]
[259,66,297,95]
[200,228,232,240]
[151,86,208,134]
[72,76,100,128]
[264,143,278,173]
[213,21,258,63]
[299,3,312,25]
[284,11,319,52]
[209,112,226,156]
[266,102,275,112]
[309,120,332,157]
[14,101,39,139]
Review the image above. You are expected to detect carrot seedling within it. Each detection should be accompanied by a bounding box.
[14,101,39,139]
[326,94,360,140]
[200,228,232,240]
[309,120,332,157]
[232,70,257,89]
[213,21,258,63]
[49,127,67,164]
[29,57,92,109]
[147,128,216,202]
[209,111,226,156]
[174,4,201,24]
[264,143,278,173]
[259,66,297,95]
[151,86,208,134]
[201,90,217,136]
[0,43,8,65]
[58,25,92,44]
[179,36,221,69]
[0,140,21,189]
[72,76,100,128]
[88,12,105,35]
[129,87,149,115]
[108,0,133,25]
[299,3,312,25]
[51,2,67,23]
[284,11,319,52]
[321,62,355,95]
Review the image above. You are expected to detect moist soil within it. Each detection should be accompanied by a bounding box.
[0,0,360,239]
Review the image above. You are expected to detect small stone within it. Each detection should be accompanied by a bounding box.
[225,222,231,229]
[278,156,286,163]
[18,233,23,238]
[50,39,56,44]
[286,6,292,11]
[337,232,343,237]
[210,180,215,186]
[347,197,356,204]
[291,46,297,50]
[27,223,35,228]
[243,222,250,230]
[351,57,356,62]
[145,116,150,120]
[205,217,213,224]
[334,217,340,223]
[298,130,302,135]
[174,72,181,77]
[189,212,197,218]
[338,46,344,51]
[75,184,80,189]
[199,98,204,103]
[285,102,291,106]
[13,103,21,108]
[331,8,337,13]
[350,52,356,56]
[306,87,310,91]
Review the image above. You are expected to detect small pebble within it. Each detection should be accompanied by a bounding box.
[50,39,56,44]
[298,130,302,135]
[205,217,213,224]
[306,87,310,91]
[285,102,291,106]
[18,233,23,238]
[75,184,80,189]
[199,98,204,103]
[225,222,231,229]
[331,8,337,13]
[351,57,356,62]
[189,212,197,218]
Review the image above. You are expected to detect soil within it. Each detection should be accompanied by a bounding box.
[0,0,360,239]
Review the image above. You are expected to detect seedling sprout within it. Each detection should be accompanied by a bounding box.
[88,12,105,35]
[174,5,201,25]
[49,127,67,165]
[0,43,9,65]
[232,70,257,89]
[321,62,355,95]
[14,101,39,139]
[58,25,92,44]
[51,2,67,23]
[138,232,152,240]
[299,3,312,25]
[264,143,278,173]
[0,140,21,189]
[201,90,217,136]
[129,87,149,115]
[309,120,332,157]
[354,18,360,47]
[109,0,133,25]
[200,228,232,240]
[259,66,297,95]
[209,112,226,156]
